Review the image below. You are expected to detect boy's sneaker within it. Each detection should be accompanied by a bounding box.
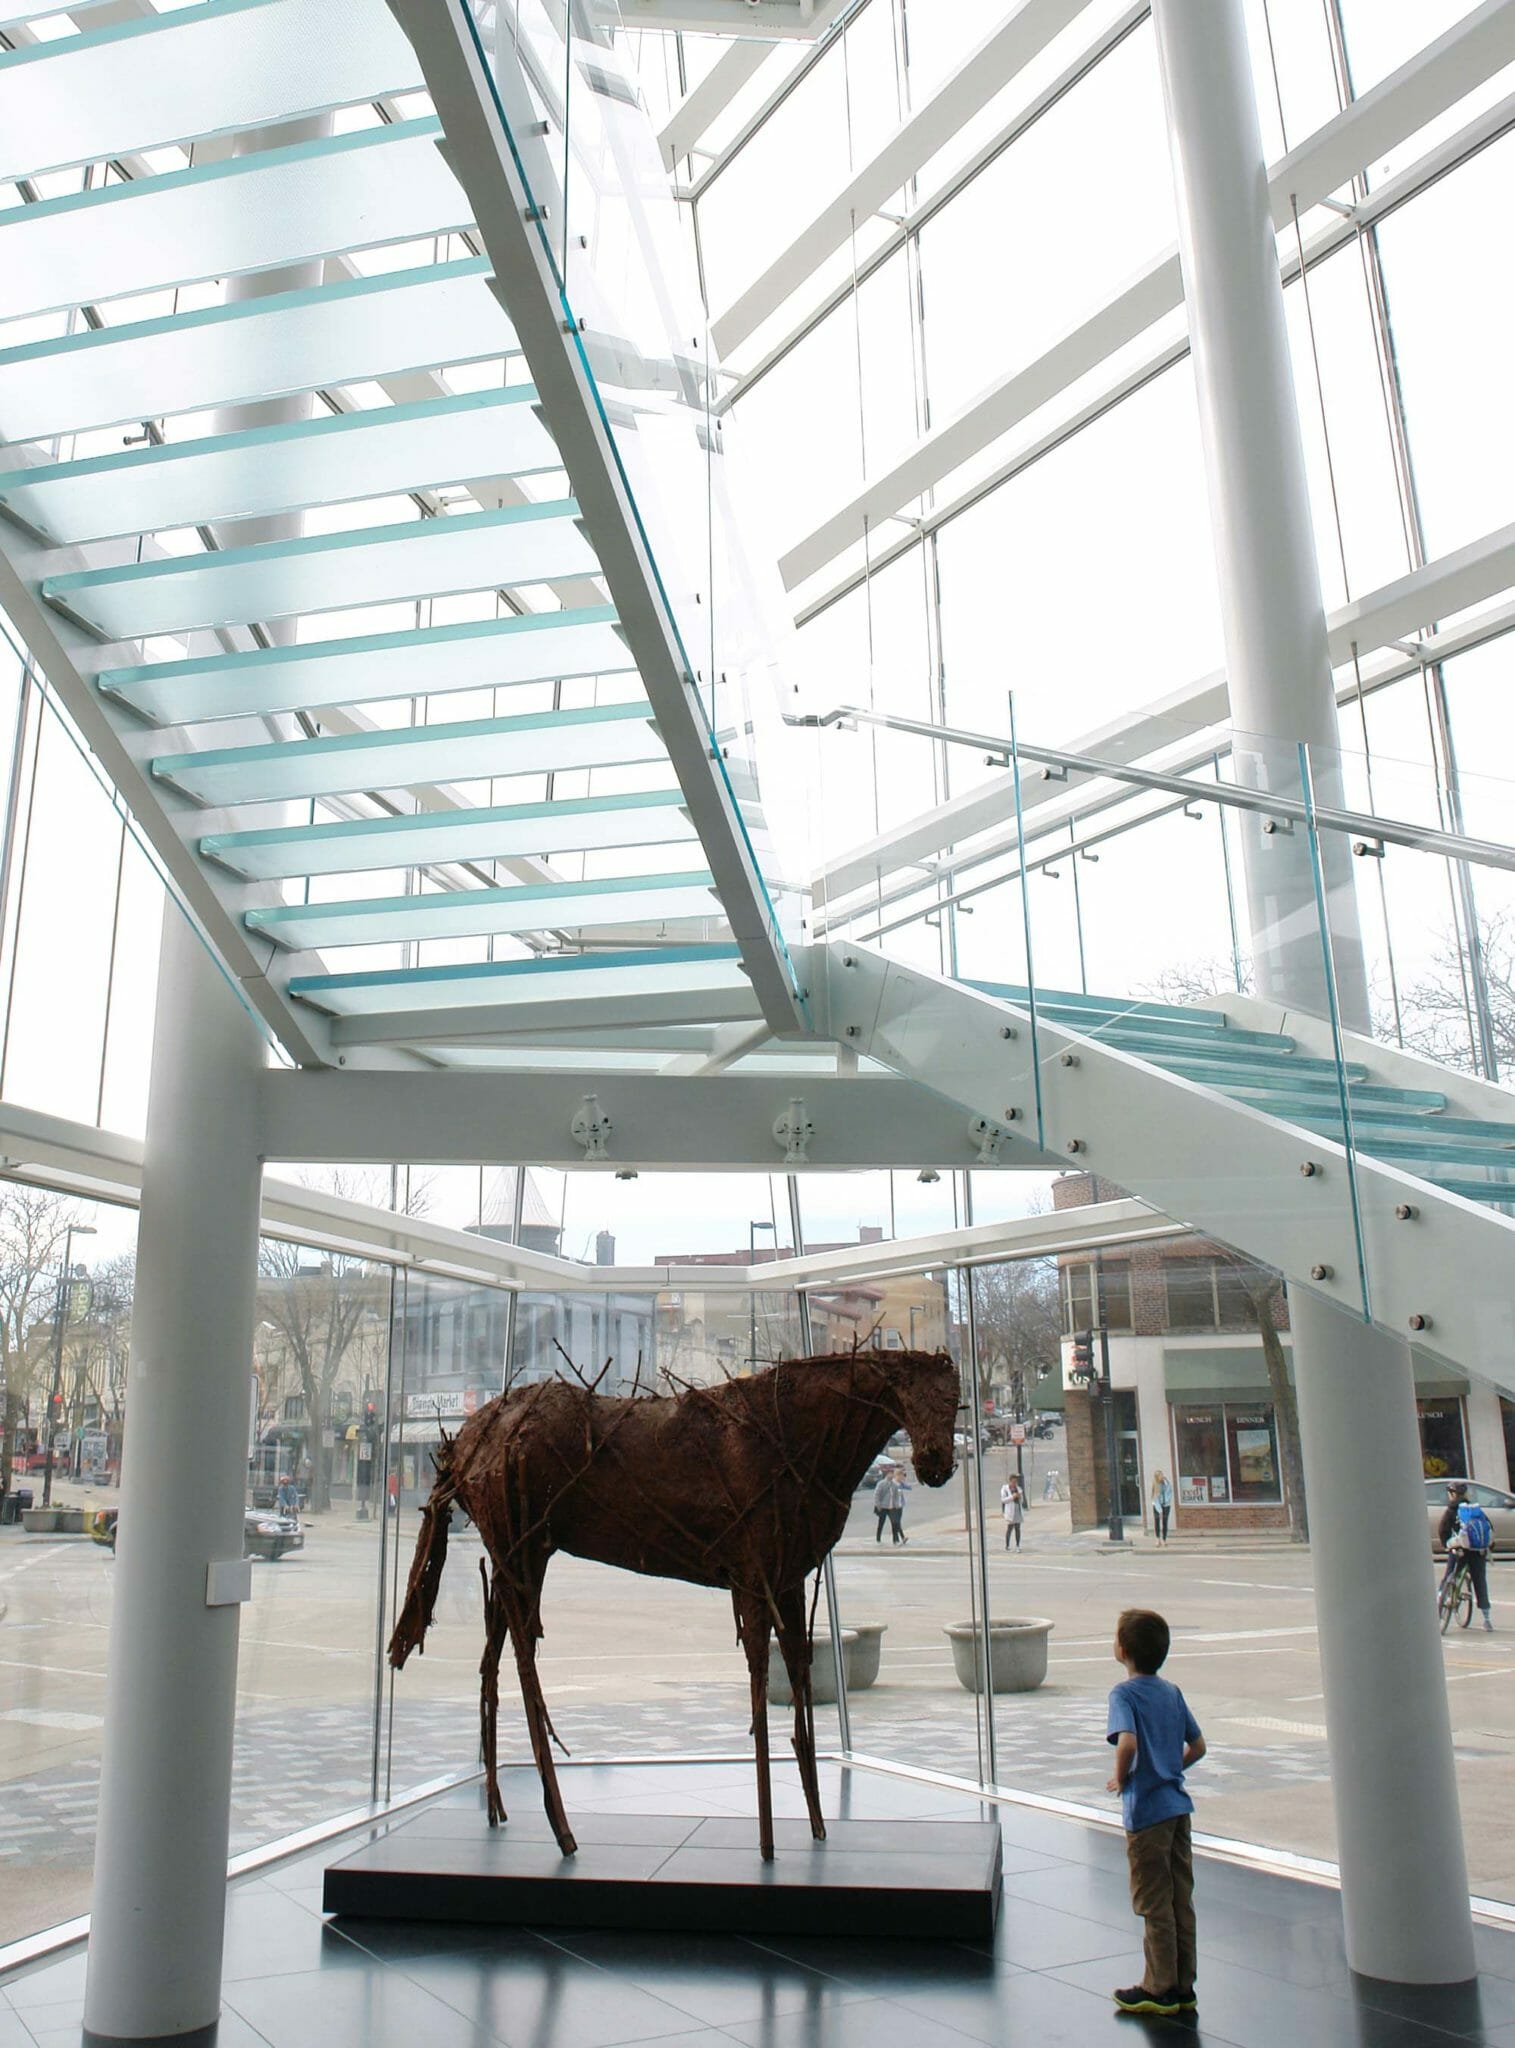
[1112,1985,1181,2015]
[1175,1986,1198,2010]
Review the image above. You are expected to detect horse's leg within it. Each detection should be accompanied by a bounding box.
[502,1558,578,1857]
[774,1585,826,1843]
[477,1558,510,1826]
[735,1591,775,1862]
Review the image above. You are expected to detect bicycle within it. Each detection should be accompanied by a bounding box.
[1438,1549,1475,1633]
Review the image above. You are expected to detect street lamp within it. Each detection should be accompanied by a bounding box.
[41,1223,96,1509]
[748,1220,775,1371]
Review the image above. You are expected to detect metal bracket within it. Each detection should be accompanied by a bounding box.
[773,1096,814,1165]
[970,1116,1006,1165]
[571,1092,613,1161]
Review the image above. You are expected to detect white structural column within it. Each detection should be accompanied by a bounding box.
[1152,0,1475,1985]
[1152,0,1366,1029]
[1291,1295,1474,1978]
[83,907,266,2042]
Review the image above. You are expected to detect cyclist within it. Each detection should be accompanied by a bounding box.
[1438,1483,1494,1632]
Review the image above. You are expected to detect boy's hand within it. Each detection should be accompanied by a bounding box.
[1105,1772,1123,1795]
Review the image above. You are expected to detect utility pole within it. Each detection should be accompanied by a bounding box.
[1095,1249,1124,1544]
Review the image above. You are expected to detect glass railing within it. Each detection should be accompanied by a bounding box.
[462,0,813,994]
[812,702,1515,1337]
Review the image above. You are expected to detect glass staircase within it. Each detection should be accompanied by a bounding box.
[0,0,804,1065]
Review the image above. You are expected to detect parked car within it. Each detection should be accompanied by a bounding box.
[1425,1479,1515,1554]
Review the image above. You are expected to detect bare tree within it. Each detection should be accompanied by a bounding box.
[0,1185,83,1499]
[256,1241,384,1513]
[969,1257,1062,1406]
[1399,911,1515,1078]
[1142,957,1253,1006]
[1215,1251,1308,1541]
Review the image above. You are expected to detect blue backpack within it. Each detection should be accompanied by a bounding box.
[1459,1503,1494,1552]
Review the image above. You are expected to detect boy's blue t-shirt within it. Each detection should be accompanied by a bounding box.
[1107,1674,1201,1833]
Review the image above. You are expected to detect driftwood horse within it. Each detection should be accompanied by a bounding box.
[389,1349,960,1859]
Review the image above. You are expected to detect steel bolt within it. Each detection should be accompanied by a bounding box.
[1395,1203,1418,1220]
[1408,1313,1431,1332]
[1310,1263,1333,1281]
[1000,1025,1017,1040]
[844,1024,860,1037]
[1300,1161,1319,1178]
[1060,1051,1080,1068]
[1067,1138,1084,1153]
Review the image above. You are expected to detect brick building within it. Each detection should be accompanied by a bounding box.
[1054,1174,1514,1536]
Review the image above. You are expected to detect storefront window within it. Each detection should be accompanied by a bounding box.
[1417,1398,1468,1480]
[1172,1402,1282,1505]
[1173,1405,1228,1504]
[1225,1408,1282,1503]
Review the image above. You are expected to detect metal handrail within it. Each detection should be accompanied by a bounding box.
[798,705,1515,880]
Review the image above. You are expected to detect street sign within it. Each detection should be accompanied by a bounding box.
[1010,1423,1026,1445]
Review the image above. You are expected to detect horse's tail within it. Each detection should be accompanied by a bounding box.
[387,1437,460,1669]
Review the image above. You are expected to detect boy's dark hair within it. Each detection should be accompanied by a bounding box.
[1116,1607,1171,1675]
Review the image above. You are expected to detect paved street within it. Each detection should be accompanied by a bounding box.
[1,1479,1512,1949]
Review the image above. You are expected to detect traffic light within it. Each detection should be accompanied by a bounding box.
[48,1391,63,1418]
[1070,1330,1095,1383]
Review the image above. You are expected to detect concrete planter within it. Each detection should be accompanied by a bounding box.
[767,1630,858,1707]
[56,1508,86,1535]
[21,1508,61,1534]
[847,1622,887,1690]
[944,1618,1053,1694]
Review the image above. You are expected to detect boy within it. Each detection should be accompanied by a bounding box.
[1106,1606,1206,2017]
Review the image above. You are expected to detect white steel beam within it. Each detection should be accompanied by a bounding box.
[257,1063,1059,1171]
[823,943,1515,1386]
[386,0,806,1035]
[757,1197,1180,1287]
[779,3,1515,591]
[659,36,771,168]
[602,1,850,35]
[711,0,1095,357]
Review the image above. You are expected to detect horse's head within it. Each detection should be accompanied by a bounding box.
[884,1350,961,1488]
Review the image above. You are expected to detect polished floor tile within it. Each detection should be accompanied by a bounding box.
[7,1764,1515,2048]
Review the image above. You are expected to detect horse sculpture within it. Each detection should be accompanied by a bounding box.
[389,1348,960,1860]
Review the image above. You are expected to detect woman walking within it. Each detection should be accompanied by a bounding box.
[1151,1470,1173,1546]
[1001,1475,1025,1551]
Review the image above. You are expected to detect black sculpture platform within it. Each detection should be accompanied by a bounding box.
[323,1808,1002,1939]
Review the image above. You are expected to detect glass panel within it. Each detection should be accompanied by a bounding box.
[0,119,468,324]
[153,702,662,807]
[202,789,698,883]
[3,387,560,550]
[46,500,598,639]
[104,603,631,728]
[290,945,758,1019]
[465,0,809,986]
[247,869,722,952]
[238,1236,393,1834]
[0,0,423,185]
[0,258,516,444]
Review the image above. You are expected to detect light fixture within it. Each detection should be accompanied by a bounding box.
[917,1168,940,1184]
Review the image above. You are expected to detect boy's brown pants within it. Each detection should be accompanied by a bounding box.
[1125,1813,1196,1993]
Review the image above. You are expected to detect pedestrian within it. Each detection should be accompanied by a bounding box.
[1106,1606,1206,2017]
[274,1472,299,1518]
[873,1466,901,1544]
[1001,1476,1024,1551]
[888,1463,910,1546]
[1150,1469,1172,1546]
[387,1469,400,1517]
[1438,1482,1494,1631]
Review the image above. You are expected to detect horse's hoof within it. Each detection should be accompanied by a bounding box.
[559,1834,578,1857]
